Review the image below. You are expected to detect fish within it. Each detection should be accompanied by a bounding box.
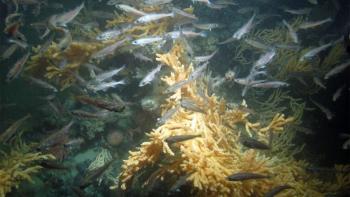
[264,185,293,197]
[8,38,28,49]
[115,4,146,16]
[0,114,31,144]
[340,133,350,150]
[244,39,270,50]
[50,2,84,27]
[226,172,270,181]
[79,159,115,189]
[71,110,107,119]
[283,8,311,15]
[324,59,350,79]
[39,121,74,150]
[76,95,125,112]
[180,98,206,114]
[298,17,332,29]
[166,30,207,39]
[282,19,298,43]
[91,37,130,59]
[172,7,198,20]
[254,49,276,68]
[1,44,18,59]
[96,29,122,41]
[300,41,336,61]
[133,52,153,62]
[193,23,224,31]
[28,76,58,92]
[332,85,345,102]
[168,174,191,194]
[165,134,201,145]
[188,61,209,81]
[307,0,318,5]
[135,12,174,23]
[251,81,289,88]
[220,13,255,44]
[6,52,30,82]
[312,77,326,89]
[57,29,72,51]
[310,99,334,120]
[139,64,163,87]
[163,80,190,94]
[240,136,270,150]
[132,36,164,46]
[194,49,218,63]
[157,106,179,125]
[144,0,173,6]
[89,80,126,92]
[94,65,125,82]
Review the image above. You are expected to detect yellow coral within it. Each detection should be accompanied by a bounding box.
[0,146,54,197]
[115,41,347,196]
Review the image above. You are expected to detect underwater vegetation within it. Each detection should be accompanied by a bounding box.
[115,42,350,196]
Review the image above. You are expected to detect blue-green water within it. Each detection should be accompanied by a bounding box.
[0,0,349,196]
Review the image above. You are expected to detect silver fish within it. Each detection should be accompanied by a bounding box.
[307,0,318,5]
[57,29,72,51]
[172,8,198,20]
[91,37,130,59]
[164,80,190,94]
[144,0,172,6]
[157,106,179,125]
[283,8,311,15]
[139,64,162,87]
[95,66,125,82]
[194,49,218,63]
[227,172,270,181]
[115,4,146,16]
[298,17,332,29]
[96,29,122,41]
[180,98,205,114]
[324,59,350,79]
[282,19,298,43]
[244,39,270,50]
[166,30,207,39]
[132,36,163,46]
[28,76,58,92]
[50,2,84,27]
[332,85,345,102]
[6,52,30,82]
[310,99,334,120]
[135,13,174,23]
[220,13,255,44]
[8,39,28,49]
[254,49,276,68]
[1,44,18,59]
[251,81,289,88]
[300,41,336,61]
[312,77,326,89]
[133,52,153,62]
[193,23,224,31]
[89,80,126,92]
[188,61,209,81]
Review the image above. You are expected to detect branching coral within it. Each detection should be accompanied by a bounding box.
[0,142,55,197]
[26,41,103,90]
[113,42,349,196]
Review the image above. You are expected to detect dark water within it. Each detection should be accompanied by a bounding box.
[0,0,349,196]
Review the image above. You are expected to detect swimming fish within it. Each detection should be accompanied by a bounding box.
[282,19,298,43]
[94,65,125,82]
[139,64,163,87]
[194,49,218,63]
[227,172,270,181]
[0,114,31,144]
[299,41,337,61]
[312,77,327,89]
[310,99,334,120]
[244,39,270,50]
[264,185,293,197]
[1,44,18,59]
[188,61,209,81]
[88,80,126,92]
[220,13,255,44]
[298,17,332,29]
[115,4,146,16]
[157,106,179,125]
[251,81,289,88]
[163,80,190,94]
[76,95,125,112]
[193,23,224,31]
[91,37,130,59]
[49,2,84,27]
[28,76,58,92]
[240,136,270,150]
[253,49,276,68]
[165,134,201,145]
[6,52,30,82]
[180,98,206,114]
[324,59,350,79]
[332,85,345,102]
[283,8,311,15]
[96,29,123,41]
[132,36,164,46]
[135,12,174,23]
[144,0,173,6]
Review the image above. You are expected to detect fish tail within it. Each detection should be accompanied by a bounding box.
[199,31,207,37]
